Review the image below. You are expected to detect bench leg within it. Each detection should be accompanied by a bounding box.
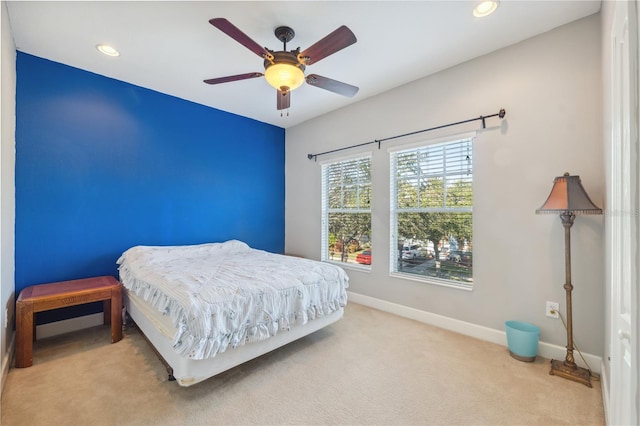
[110,287,123,343]
[15,301,34,368]
[103,299,111,325]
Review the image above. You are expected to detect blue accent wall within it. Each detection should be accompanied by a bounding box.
[15,53,285,296]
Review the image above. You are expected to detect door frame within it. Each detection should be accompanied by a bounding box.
[607,1,639,425]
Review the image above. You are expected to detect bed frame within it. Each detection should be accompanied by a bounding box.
[124,290,344,386]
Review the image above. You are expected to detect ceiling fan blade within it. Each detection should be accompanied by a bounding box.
[306,74,359,97]
[203,72,263,85]
[299,26,357,65]
[209,18,272,59]
[277,89,291,110]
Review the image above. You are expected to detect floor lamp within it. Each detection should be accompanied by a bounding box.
[536,173,602,387]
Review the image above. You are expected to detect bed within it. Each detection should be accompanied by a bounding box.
[117,240,349,386]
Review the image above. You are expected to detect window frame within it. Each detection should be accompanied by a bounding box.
[320,152,373,270]
[388,132,476,290]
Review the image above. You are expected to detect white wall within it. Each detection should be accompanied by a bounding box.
[286,15,604,356]
[0,0,16,392]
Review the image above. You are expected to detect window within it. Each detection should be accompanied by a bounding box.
[321,155,372,267]
[390,136,473,287]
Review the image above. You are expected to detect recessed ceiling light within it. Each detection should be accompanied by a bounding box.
[473,0,499,17]
[96,44,120,57]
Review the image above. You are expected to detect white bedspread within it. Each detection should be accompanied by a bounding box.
[117,240,348,360]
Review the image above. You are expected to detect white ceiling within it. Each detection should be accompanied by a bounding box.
[6,1,601,129]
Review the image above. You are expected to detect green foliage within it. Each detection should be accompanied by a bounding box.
[396,175,472,261]
[328,212,371,262]
[397,212,471,257]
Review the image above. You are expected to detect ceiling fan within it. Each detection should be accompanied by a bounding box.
[204,18,359,113]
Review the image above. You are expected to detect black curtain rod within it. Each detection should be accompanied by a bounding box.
[307,108,506,161]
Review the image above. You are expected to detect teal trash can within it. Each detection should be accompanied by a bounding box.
[505,320,540,362]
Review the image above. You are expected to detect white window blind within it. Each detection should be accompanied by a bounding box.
[393,139,472,212]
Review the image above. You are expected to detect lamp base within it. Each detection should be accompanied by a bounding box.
[549,359,592,388]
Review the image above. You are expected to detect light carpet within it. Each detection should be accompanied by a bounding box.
[1,303,605,425]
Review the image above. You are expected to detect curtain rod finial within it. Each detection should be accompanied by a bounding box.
[499,108,506,119]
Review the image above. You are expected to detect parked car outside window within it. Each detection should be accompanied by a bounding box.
[402,245,420,260]
[356,250,372,265]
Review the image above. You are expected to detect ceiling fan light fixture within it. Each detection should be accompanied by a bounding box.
[264,62,305,92]
[473,0,499,17]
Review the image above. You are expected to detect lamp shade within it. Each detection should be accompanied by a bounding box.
[536,173,602,215]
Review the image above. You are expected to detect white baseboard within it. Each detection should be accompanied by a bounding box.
[347,291,602,374]
[36,312,104,340]
[600,360,610,424]
[1,332,15,395]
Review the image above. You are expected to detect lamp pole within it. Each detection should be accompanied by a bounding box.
[561,211,576,368]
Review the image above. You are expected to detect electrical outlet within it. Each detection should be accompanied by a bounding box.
[546,301,559,318]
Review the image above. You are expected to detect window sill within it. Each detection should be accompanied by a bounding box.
[324,260,372,273]
[389,272,473,291]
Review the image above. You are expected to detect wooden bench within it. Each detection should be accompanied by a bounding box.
[15,276,123,368]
